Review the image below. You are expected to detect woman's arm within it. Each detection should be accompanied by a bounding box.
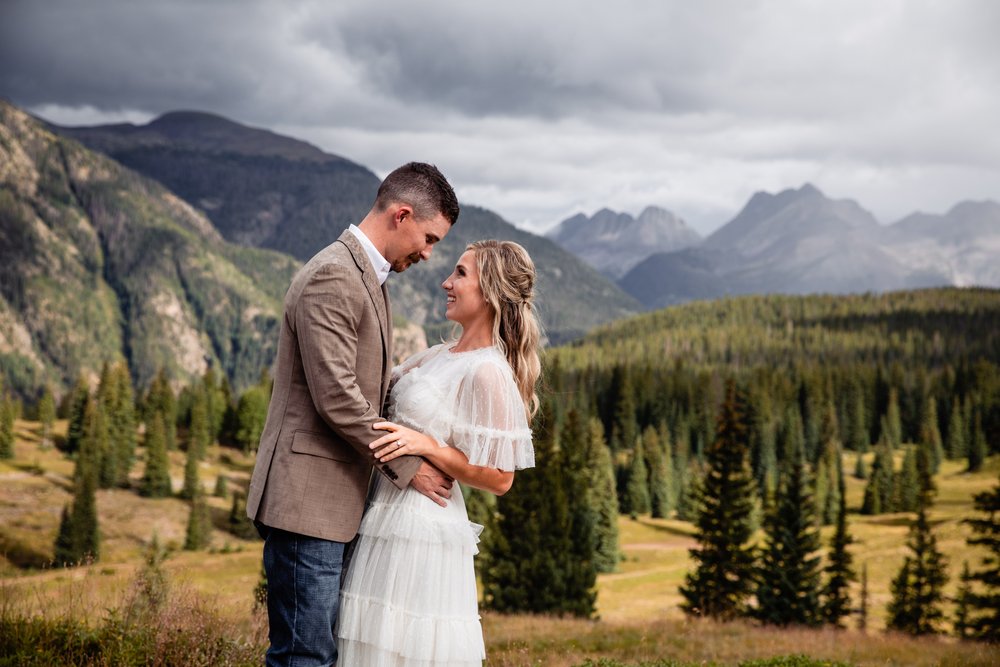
[370,422,514,496]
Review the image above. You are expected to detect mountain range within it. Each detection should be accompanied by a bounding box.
[552,184,999,310]
[54,110,640,346]
[0,100,298,397]
[546,206,701,278]
[0,101,639,398]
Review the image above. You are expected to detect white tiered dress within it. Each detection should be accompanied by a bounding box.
[336,342,534,667]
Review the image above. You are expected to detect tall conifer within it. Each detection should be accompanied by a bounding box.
[38,386,56,450]
[886,485,948,634]
[65,375,90,454]
[648,423,674,519]
[946,397,967,460]
[140,412,172,498]
[861,438,894,515]
[680,380,757,620]
[183,486,212,551]
[820,468,855,627]
[624,435,650,518]
[815,403,843,525]
[587,418,620,573]
[754,443,822,626]
[919,396,944,474]
[483,401,595,617]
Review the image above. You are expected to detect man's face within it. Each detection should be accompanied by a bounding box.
[386,210,452,273]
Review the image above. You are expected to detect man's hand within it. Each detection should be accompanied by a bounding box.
[410,460,453,507]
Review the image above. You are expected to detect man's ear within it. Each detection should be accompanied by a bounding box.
[394,205,414,226]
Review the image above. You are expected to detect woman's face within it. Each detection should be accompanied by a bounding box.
[442,250,489,327]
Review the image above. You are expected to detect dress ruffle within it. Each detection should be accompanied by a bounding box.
[451,423,535,471]
[338,593,485,665]
[358,500,483,553]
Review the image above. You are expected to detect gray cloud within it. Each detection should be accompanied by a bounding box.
[2,0,997,234]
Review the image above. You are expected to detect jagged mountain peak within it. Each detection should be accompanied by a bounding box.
[546,205,701,279]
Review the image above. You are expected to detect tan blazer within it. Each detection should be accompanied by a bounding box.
[247,230,422,542]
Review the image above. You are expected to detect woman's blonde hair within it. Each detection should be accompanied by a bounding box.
[467,240,542,418]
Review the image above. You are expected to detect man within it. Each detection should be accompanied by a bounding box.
[246,162,459,666]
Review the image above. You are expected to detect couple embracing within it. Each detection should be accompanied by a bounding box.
[246,162,541,666]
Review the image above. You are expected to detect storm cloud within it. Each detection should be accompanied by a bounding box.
[2,0,997,233]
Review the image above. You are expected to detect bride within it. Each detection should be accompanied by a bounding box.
[335,239,541,666]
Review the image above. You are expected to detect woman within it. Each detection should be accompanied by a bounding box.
[336,240,541,666]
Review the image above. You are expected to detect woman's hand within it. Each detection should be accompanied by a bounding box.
[370,422,439,463]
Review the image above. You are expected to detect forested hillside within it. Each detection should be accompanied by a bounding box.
[547,288,999,468]
[0,100,299,399]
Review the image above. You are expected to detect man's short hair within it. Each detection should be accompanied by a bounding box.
[374,162,460,225]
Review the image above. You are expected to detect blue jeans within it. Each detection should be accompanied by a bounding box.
[258,523,347,667]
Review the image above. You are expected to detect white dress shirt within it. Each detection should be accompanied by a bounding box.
[348,225,391,286]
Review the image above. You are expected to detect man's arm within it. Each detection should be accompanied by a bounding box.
[295,263,422,488]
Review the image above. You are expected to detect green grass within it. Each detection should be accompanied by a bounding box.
[1,419,998,665]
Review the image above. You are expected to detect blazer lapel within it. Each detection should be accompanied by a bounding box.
[338,231,390,361]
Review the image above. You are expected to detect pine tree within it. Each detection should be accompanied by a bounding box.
[886,489,948,634]
[820,468,855,627]
[91,401,116,490]
[146,368,177,450]
[188,393,211,460]
[52,504,75,566]
[946,397,967,460]
[65,375,90,454]
[861,438,894,515]
[610,373,637,454]
[37,386,56,450]
[482,401,595,617]
[586,418,620,573]
[108,362,136,487]
[963,474,1000,641]
[648,423,674,519]
[71,399,102,562]
[968,409,987,473]
[919,396,944,475]
[883,389,903,448]
[624,435,650,518]
[180,439,200,500]
[184,486,212,551]
[558,408,598,617]
[847,383,869,452]
[754,444,822,626]
[815,403,842,525]
[140,412,172,498]
[235,384,269,453]
[202,366,226,442]
[680,380,757,620]
[853,451,868,480]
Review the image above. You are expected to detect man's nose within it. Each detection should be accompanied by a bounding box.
[420,246,433,260]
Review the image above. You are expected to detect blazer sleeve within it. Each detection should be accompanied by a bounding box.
[295,263,421,488]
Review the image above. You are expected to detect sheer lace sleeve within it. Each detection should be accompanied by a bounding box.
[449,357,534,471]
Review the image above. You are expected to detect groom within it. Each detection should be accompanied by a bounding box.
[247,162,460,666]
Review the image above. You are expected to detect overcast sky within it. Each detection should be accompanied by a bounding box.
[2,0,997,235]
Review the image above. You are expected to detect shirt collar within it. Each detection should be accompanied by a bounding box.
[348,225,391,286]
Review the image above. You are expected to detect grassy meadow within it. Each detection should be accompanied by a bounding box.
[2,417,999,666]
